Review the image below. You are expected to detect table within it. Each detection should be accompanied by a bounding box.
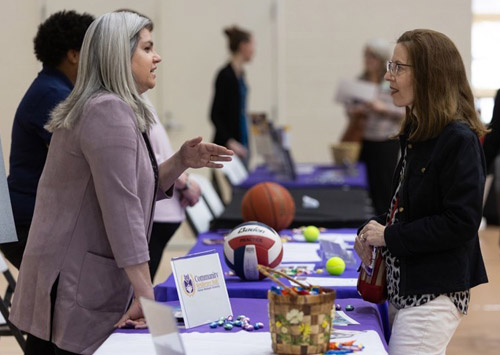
[96,298,388,354]
[155,229,362,301]
[211,187,374,230]
[154,229,390,342]
[238,163,369,190]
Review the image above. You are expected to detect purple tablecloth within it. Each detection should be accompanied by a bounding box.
[154,229,362,302]
[116,298,388,350]
[238,163,368,190]
[154,229,391,342]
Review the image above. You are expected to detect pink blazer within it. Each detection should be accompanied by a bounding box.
[10,93,169,354]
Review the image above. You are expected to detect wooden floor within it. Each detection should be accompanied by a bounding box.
[1,225,499,354]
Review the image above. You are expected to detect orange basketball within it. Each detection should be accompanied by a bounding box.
[241,182,295,231]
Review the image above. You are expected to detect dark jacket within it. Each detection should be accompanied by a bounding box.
[482,89,500,172]
[210,63,242,146]
[8,66,73,226]
[364,121,488,296]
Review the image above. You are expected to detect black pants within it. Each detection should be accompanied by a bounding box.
[148,222,181,280]
[359,139,400,216]
[0,223,30,269]
[25,279,78,355]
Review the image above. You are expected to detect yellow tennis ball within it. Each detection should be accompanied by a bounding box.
[303,225,320,242]
[326,257,345,276]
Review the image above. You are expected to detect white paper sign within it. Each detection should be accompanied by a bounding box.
[335,79,378,104]
[171,250,232,328]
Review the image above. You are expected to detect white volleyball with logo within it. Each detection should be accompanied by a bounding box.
[224,221,283,280]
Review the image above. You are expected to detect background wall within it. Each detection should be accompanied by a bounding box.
[0,0,472,170]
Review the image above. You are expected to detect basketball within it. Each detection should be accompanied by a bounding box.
[241,182,295,231]
[224,221,283,280]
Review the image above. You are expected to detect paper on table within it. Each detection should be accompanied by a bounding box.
[182,332,274,355]
[277,263,316,272]
[297,276,358,287]
[330,330,388,355]
[320,232,357,243]
[333,310,360,326]
[94,333,156,355]
[282,243,321,262]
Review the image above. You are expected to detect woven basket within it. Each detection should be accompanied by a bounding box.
[258,265,336,355]
[330,142,361,166]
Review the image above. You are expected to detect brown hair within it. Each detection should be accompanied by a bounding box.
[224,25,251,54]
[396,29,487,141]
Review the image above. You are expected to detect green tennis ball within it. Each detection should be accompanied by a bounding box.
[303,226,320,242]
[326,257,345,276]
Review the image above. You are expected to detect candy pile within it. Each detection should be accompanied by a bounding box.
[325,340,364,354]
[270,285,328,296]
[209,315,264,331]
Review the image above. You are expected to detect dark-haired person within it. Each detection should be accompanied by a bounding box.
[354,29,488,354]
[210,25,255,165]
[1,10,94,269]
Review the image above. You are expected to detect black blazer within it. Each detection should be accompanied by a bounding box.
[210,63,244,146]
[362,121,488,296]
[482,89,500,172]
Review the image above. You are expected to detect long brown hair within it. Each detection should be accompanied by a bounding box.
[396,29,487,141]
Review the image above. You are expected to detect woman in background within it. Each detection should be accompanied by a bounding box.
[210,25,255,167]
[355,29,488,354]
[343,39,404,215]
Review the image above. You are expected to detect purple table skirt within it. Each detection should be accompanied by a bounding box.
[116,298,388,351]
[237,163,368,190]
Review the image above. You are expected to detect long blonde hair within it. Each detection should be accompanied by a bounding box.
[396,29,487,140]
[46,11,155,132]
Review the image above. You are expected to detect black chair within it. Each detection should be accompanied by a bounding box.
[0,254,26,351]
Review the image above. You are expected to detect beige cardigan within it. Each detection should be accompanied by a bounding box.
[10,93,169,354]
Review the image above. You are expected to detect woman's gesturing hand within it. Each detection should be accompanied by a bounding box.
[179,137,233,169]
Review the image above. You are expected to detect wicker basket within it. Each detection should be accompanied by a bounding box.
[258,265,336,355]
[330,142,361,166]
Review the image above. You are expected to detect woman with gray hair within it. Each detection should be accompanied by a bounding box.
[9,11,232,354]
[342,38,404,215]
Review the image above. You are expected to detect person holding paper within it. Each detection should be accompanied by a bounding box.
[355,29,488,354]
[342,39,404,215]
[9,11,232,355]
[210,25,255,166]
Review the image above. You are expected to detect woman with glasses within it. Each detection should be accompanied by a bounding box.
[342,38,404,215]
[355,29,488,354]
[9,11,232,354]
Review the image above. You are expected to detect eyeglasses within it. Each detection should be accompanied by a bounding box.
[386,61,413,76]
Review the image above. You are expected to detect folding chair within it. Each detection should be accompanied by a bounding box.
[185,197,214,235]
[189,174,225,218]
[220,154,248,186]
[0,253,26,351]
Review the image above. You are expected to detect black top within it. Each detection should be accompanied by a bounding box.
[361,121,488,296]
[210,63,243,146]
[482,89,500,172]
[8,66,73,226]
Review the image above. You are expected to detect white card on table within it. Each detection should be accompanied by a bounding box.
[171,249,232,328]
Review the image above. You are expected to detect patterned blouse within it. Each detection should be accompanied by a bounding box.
[382,146,470,314]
